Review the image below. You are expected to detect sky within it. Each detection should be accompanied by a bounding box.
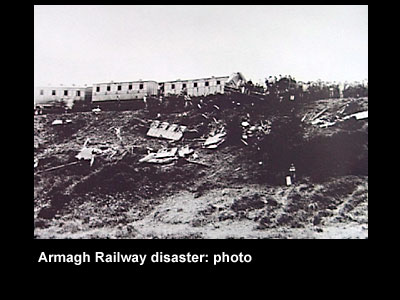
[34,5,368,87]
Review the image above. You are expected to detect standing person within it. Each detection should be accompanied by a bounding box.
[113,127,124,148]
[143,95,148,109]
[289,163,296,183]
[184,94,192,108]
[116,94,121,109]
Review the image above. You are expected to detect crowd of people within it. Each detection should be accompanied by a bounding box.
[261,75,368,103]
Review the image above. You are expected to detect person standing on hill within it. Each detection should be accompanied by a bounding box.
[289,163,296,183]
[143,95,148,109]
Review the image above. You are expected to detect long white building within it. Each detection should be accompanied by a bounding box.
[92,80,158,103]
[161,75,229,97]
[34,86,87,108]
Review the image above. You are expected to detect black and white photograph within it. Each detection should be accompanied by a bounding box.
[33,5,368,239]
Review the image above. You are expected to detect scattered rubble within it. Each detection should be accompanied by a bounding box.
[240,119,271,143]
[343,111,368,121]
[34,158,39,168]
[147,120,187,141]
[52,119,72,126]
[203,132,226,149]
[139,147,179,164]
[178,145,194,157]
[34,93,368,239]
[302,98,368,130]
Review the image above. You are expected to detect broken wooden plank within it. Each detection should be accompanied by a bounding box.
[301,112,309,122]
[184,159,211,168]
[35,161,81,174]
[310,108,328,121]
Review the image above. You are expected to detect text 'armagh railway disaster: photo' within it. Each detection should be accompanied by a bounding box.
[34,5,368,239]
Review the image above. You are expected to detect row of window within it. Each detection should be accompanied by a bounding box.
[40,90,82,96]
[168,80,221,90]
[40,80,222,96]
[96,83,144,93]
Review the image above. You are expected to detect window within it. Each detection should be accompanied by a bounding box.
[194,82,198,88]
[182,83,187,89]
[171,84,175,89]
[107,86,111,91]
[52,90,56,96]
[129,84,132,90]
[217,80,221,85]
[76,91,81,96]
[96,86,100,92]
[118,85,122,91]
[205,81,209,87]
[40,90,44,95]
[139,84,144,90]
[64,90,68,96]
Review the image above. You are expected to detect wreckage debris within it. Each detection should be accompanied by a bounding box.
[147,120,187,141]
[303,101,368,128]
[203,132,226,149]
[34,158,39,168]
[178,145,194,158]
[139,145,205,166]
[137,143,211,167]
[111,127,123,142]
[240,119,271,143]
[74,138,122,167]
[35,160,81,174]
[35,138,122,174]
[75,146,102,167]
[184,159,211,168]
[52,119,72,126]
[75,146,102,160]
[343,111,368,121]
[139,147,179,164]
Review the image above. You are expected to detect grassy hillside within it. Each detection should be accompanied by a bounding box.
[34,94,368,238]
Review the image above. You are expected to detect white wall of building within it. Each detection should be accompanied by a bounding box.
[35,86,86,108]
[92,81,158,102]
[163,76,229,97]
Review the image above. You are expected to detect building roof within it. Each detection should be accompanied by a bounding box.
[37,86,87,90]
[93,80,158,85]
[161,75,229,84]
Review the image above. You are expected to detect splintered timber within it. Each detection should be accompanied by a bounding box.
[37,251,210,265]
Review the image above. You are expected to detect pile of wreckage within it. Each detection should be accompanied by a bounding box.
[35,100,274,173]
[146,120,187,141]
[35,115,228,173]
[240,118,272,146]
[138,145,209,167]
[139,119,226,165]
[224,72,266,98]
[302,104,368,129]
[74,138,124,166]
[34,135,127,173]
[51,119,72,126]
